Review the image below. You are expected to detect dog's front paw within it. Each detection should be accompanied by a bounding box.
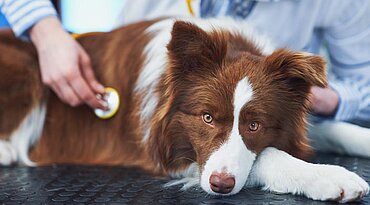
[0,141,17,165]
[304,165,369,203]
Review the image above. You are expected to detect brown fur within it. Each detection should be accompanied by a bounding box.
[148,22,326,173]
[0,20,327,176]
[0,29,43,139]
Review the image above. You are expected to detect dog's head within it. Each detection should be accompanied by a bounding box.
[149,21,327,195]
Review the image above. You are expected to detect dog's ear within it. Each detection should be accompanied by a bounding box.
[263,49,326,160]
[149,113,196,174]
[167,21,227,76]
[265,49,327,88]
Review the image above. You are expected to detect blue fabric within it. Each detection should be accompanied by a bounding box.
[200,0,370,123]
[226,0,256,19]
[200,0,224,18]
[0,0,57,39]
[0,11,9,28]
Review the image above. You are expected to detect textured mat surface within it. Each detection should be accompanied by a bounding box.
[0,153,369,204]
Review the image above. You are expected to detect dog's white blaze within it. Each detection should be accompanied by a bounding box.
[8,104,46,166]
[201,77,256,195]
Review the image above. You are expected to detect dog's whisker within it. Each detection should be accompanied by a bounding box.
[167,155,196,167]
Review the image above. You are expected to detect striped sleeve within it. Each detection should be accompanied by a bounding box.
[323,0,370,123]
[0,0,57,40]
[329,76,370,122]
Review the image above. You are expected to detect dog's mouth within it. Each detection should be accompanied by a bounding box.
[166,158,255,196]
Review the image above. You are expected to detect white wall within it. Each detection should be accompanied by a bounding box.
[61,0,126,33]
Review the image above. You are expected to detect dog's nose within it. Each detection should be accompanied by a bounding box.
[209,172,235,194]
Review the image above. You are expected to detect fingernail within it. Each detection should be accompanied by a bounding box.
[96,94,103,100]
[102,101,109,110]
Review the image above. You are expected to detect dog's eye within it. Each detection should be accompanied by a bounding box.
[249,121,260,132]
[202,113,213,124]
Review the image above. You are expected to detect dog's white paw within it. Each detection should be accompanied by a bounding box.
[0,141,17,165]
[304,165,369,203]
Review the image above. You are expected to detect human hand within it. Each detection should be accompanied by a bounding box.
[309,86,339,116]
[30,17,107,109]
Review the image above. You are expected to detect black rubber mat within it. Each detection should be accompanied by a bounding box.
[0,153,369,204]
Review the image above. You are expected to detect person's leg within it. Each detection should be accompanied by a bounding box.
[308,119,370,158]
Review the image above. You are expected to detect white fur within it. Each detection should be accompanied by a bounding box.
[201,78,256,195]
[166,163,200,190]
[8,104,46,166]
[0,140,17,165]
[136,18,275,143]
[136,20,173,143]
[247,147,369,203]
[309,121,370,158]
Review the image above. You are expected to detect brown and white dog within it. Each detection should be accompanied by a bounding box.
[0,18,368,202]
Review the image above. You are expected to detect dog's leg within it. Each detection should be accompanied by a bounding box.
[247,147,369,203]
[308,121,370,158]
[0,140,17,165]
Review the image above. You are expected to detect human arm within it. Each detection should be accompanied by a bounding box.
[309,86,339,117]
[309,0,370,122]
[0,0,106,109]
[0,0,56,39]
[29,16,106,108]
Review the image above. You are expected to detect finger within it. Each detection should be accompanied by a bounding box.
[79,47,105,94]
[55,79,83,107]
[67,70,107,109]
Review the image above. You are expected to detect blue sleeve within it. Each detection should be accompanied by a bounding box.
[0,0,57,40]
[322,0,370,122]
